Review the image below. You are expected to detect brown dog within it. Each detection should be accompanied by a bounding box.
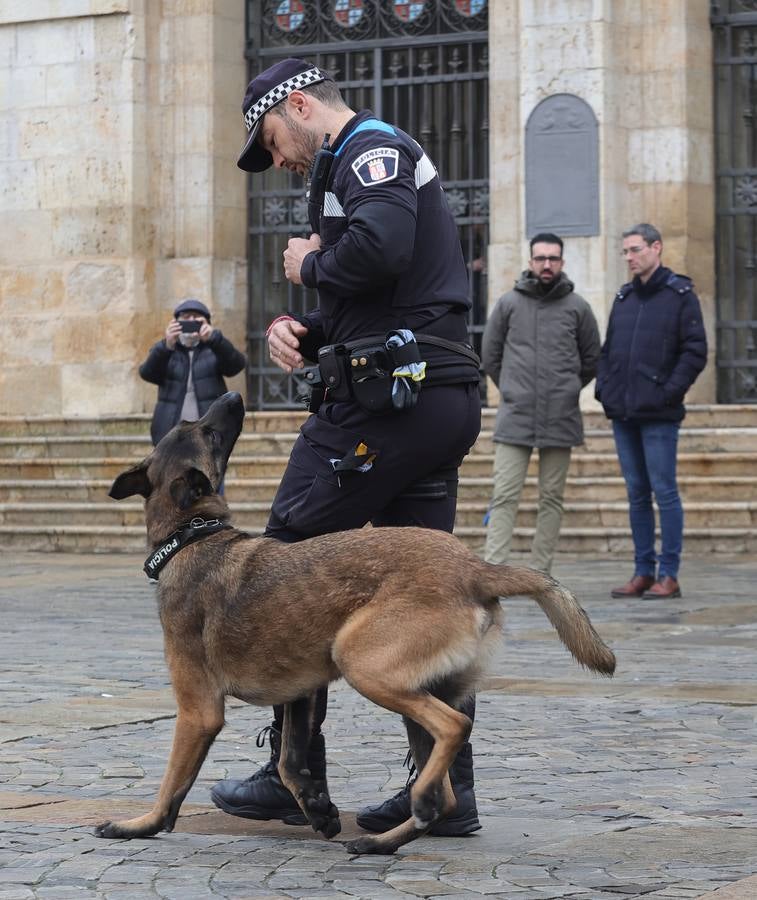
[96,391,615,854]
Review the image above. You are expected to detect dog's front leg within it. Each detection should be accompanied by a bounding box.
[96,670,224,840]
[279,696,340,839]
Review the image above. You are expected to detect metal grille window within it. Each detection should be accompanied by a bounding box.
[244,0,488,409]
[711,1,757,403]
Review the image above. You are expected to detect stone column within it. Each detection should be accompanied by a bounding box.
[487,0,716,404]
[0,1,248,416]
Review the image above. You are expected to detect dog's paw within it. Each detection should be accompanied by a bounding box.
[95,818,161,840]
[95,821,126,839]
[411,782,445,829]
[302,791,333,815]
[303,792,340,839]
[315,813,341,840]
[345,836,395,855]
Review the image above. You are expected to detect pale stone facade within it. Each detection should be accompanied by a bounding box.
[0,0,248,416]
[0,0,717,416]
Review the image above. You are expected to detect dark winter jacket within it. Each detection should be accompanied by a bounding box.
[482,271,601,448]
[139,332,246,444]
[595,265,707,423]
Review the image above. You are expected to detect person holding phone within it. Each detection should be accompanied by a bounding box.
[139,298,246,446]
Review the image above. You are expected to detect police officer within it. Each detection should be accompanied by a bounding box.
[210,58,482,837]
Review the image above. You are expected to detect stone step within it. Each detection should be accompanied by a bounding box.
[449,475,757,503]
[4,499,757,531]
[474,428,757,455]
[578,405,757,430]
[0,410,308,437]
[591,427,757,454]
[0,414,153,438]
[0,433,298,459]
[3,425,756,459]
[1,451,753,480]
[1,523,754,556]
[466,452,757,479]
[453,501,757,529]
[453,526,757,557]
[0,403,752,437]
[2,474,755,505]
[0,503,150,528]
[0,478,283,503]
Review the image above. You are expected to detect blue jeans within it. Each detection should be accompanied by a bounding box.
[612,420,683,580]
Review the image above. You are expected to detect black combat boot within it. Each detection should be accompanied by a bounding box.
[210,724,326,824]
[355,741,481,836]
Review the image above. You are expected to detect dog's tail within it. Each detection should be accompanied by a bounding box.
[482,564,616,676]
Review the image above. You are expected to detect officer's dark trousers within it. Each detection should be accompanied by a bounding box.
[264,381,481,736]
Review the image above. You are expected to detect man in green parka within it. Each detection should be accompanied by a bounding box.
[482,233,600,573]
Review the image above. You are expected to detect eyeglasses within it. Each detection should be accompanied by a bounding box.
[622,245,647,256]
[531,256,562,264]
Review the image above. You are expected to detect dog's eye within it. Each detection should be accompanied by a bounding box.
[204,428,222,446]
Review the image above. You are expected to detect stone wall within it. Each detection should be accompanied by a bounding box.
[488,0,717,406]
[0,0,248,416]
[0,1,719,416]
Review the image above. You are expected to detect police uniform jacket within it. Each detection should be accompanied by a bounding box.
[139,332,246,444]
[595,265,707,423]
[482,271,600,448]
[293,110,479,387]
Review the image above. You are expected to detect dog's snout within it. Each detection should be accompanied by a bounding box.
[200,392,245,446]
[204,392,244,421]
[214,391,243,413]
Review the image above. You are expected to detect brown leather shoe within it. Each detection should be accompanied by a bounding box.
[610,575,655,598]
[642,576,681,599]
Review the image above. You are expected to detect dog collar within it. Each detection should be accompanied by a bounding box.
[143,517,230,581]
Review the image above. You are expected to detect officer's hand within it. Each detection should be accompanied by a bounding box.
[198,322,214,342]
[283,234,321,286]
[268,319,309,373]
[165,320,181,349]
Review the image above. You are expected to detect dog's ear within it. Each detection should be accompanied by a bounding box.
[169,467,214,510]
[109,462,152,500]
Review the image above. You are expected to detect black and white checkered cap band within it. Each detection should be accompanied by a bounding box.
[243,68,325,132]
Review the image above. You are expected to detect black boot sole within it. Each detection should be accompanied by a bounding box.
[210,789,307,825]
[430,816,482,836]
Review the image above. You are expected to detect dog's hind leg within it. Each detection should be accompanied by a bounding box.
[405,714,456,833]
[95,666,224,840]
[278,696,341,839]
[344,687,469,855]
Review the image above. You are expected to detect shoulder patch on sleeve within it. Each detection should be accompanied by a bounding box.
[351,148,399,187]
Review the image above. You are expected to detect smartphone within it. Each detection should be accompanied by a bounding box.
[180,320,202,333]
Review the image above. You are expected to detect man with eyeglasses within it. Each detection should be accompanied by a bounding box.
[481,232,600,573]
[596,223,707,599]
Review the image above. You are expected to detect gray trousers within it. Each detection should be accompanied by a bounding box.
[484,442,572,574]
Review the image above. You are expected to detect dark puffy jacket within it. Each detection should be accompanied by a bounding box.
[139,331,246,444]
[595,266,707,423]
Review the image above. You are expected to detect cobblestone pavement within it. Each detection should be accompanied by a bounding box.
[1,551,756,899]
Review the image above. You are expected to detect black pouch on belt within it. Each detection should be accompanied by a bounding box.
[317,344,351,403]
[349,344,395,413]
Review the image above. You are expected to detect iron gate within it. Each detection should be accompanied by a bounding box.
[244,0,489,409]
[711,1,757,402]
